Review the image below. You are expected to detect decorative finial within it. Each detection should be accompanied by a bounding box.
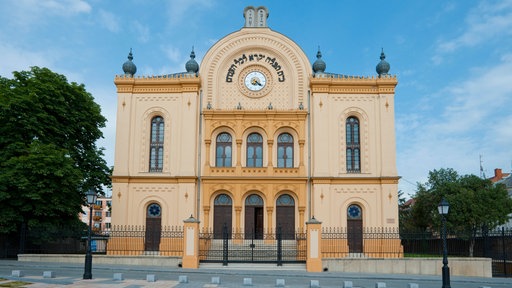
[206,101,212,110]
[299,102,304,110]
[236,102,242,110]
[122,48,137,77]
[268,102,273,110]
[312,46,326,76]
[376,48,390,77]
[185,46,199,75]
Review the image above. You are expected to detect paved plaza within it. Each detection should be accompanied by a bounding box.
[1,260,512,287]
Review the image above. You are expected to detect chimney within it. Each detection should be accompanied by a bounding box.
[495,168,503,180]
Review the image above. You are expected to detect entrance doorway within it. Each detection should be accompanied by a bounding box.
[213,194,232,239]
[145,203,162,252]
[347,204,363,253]
[245,194,264,239]
[276,194,295,240]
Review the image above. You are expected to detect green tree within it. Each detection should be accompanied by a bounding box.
[0,67,111,236]
[409,168,512,255]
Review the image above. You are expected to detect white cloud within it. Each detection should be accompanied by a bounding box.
[161,45,182,63]
[133,21,150,43]
[99,9,120,33]
[166,0,215,26]
[0,43,53,76]
[437,0,512,53]
[397,53,512,195]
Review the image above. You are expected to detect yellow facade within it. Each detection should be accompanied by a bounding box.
[110,6,400,259]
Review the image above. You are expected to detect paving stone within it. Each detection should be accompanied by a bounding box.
[407,283,419,288]
[146,274,157,282]
[113,273,124,281]
[179,275,188,283]
[276,278,285,287]
[243,277,252,286]
[310,279,320,287]
[343,280,353,288]
[375,282,386,288]
[43,271,55,278]
[11,270,23,277]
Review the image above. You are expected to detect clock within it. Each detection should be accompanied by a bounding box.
[244,71,266,91]
[239,66,272,98]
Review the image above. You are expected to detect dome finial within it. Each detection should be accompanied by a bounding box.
[185,46,199,75]
[312,46,326,76]
[122,48,137,77]
[376,48,390,77]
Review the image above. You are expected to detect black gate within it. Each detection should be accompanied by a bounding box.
[199,225,306,265]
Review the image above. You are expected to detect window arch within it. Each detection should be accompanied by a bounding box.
[246,133,263,167]
[346,117,360,173]
[149,116,164,172]
[277,133,293,168]
[216,132,232,167]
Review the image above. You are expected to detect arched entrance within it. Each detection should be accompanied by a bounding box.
[145,203,161,252]
[245,194,264,239]
[213,194,232,239]
[347,204,363,253]
[276,194,295,240]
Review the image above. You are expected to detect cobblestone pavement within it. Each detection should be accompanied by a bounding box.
[2,260,512,287]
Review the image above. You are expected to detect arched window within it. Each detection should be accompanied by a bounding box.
[145,203,161,252]
[277,133,293,168]
[246,133,263,167]
[149,116,164,172]
[216,132,232,167]
[346,117,360,173]
[276,194,295,239]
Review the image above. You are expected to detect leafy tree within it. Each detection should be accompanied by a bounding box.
[0,67,111,238]
[409,168,512,255]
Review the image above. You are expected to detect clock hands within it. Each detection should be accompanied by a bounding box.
[251,77,262,86]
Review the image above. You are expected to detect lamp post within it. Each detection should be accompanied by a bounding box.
[83,189,97,280]
[438,198,451,288]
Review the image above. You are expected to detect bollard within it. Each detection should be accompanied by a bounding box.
[407,283,419,288]
[310,279,320,288]
[243,277,253,286]
[11,270,24,277]
[375,282,386,288]
[179,275,188,283]
[43,271,55,278]
[146,274,157,282]
[276,278,285,287]
[211,276,220,284]
[343,280,353,288]
[113,273,124,281]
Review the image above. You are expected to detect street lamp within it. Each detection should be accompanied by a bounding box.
[438,198,450,288]
[83,189,97,280]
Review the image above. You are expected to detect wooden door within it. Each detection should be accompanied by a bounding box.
[145,203,162,252]
[276,194,295,240]
[245,194,264,239]
[214,205,232,239]
[347,204,363,253]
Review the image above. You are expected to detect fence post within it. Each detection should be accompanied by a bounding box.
[182,215,200,269]
[277,226,282,266]
[222,223,228,266]
[306,217,322,272]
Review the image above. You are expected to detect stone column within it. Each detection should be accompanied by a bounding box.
[306,217,322,272]
[182,215,200,269]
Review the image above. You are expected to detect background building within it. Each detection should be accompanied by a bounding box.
[111,6,399,254]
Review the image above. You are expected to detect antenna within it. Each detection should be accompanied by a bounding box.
[479,155,485,179]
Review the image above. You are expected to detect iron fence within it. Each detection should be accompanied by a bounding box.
[199,226,306,265]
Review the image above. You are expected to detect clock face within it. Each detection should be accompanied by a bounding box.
[244,71,266,91]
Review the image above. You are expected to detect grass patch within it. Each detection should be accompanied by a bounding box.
[0,281,32,287]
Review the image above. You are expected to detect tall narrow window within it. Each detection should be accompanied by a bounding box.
[277,133,293,168]
[216,132,232,167]
[346,117,360,173]
[149,116,164,172]
[246,133,263,167]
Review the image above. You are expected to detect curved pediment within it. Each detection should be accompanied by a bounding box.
[200,28,311,111]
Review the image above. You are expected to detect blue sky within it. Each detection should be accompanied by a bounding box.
[1,0,511,198]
